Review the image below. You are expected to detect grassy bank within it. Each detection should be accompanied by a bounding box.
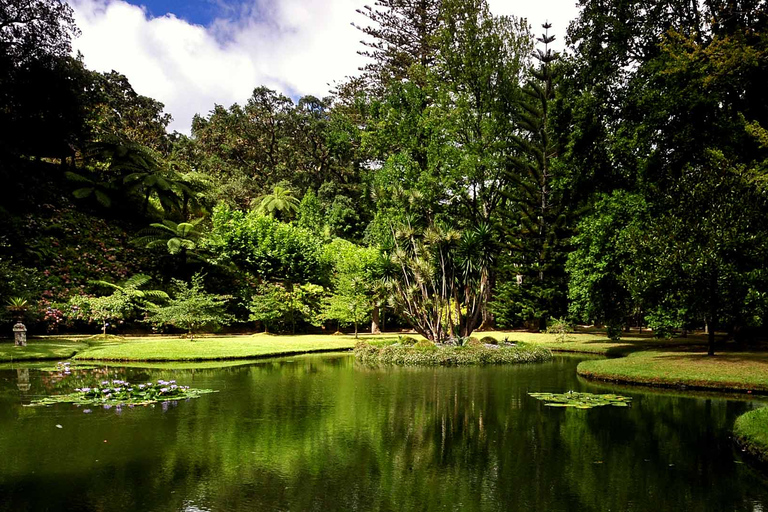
[470,331,700,356]
[577,349,768,393]
[354,340,553,366]
[734,407,768,465]
[72,334,394,361]
[0,339,88,362]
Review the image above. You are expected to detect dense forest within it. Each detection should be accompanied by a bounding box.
[2,0,768,354]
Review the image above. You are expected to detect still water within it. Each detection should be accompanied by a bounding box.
[0,354,767,512]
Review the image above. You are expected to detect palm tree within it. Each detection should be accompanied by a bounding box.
[255,185,300,220]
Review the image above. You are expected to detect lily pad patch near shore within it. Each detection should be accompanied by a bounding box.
[528,391,633,409]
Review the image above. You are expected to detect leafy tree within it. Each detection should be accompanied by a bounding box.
[205,205,327,285]
[146,273,232,340]
[248,282,325,333]
[566,191,648,339]
[0,0,79,65]
[323,239,383,337]
[297,189,325,234]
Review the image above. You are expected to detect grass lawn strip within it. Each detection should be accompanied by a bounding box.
[577,349,768,393]
[0,339,88,362]
[734,407,768,465]
[72,334,399,361]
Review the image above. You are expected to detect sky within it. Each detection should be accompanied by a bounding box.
[69,0,581,134]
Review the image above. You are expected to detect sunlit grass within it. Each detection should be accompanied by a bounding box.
[734,407,768,464]
[577,348,768,392]
[0,339,88,362]
[72,333,402,361]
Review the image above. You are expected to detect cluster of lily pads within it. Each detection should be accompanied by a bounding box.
[25,379,216,408]
[528,391,632,409]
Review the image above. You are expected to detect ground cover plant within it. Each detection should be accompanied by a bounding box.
[25,378,216,408]
[353,339,553,366]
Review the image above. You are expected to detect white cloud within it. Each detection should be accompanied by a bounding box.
[487,0,580,51]
[71,0,580,134]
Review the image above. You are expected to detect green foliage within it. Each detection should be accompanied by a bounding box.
[397,335,418,345]
[248,282,325,334]
[66,274,167,336]
[546,317,572,343]
[145,274,232,338]
[133,219,203,258]
[385,218,494,342]
[256,185,300,220]
[322,239,382,336]
[354,340,553,366]
[205,204,327,284]
[566,191,648,334]
[297,189,325,234]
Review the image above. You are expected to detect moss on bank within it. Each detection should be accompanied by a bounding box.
[734,407,768,465]
[354,340,553,366]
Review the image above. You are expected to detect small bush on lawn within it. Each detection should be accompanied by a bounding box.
[480,336,498,345]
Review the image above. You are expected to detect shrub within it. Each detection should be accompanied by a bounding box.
[353,341,553,366]
[414,339,435,349]
[466,337,483,347]
[398,335,418,345]
[546,317,573,343]
[480,336,498,345]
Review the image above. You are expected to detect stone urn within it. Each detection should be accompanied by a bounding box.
[13,322,27,347]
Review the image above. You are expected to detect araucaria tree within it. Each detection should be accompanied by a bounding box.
[497,22,568,331]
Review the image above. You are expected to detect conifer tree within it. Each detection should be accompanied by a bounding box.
[499,23,568,330]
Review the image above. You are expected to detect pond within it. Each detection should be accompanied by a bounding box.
[1,354,767,511]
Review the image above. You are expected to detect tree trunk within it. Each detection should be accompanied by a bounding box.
[707,271,718,356]
[103,321,107,338]
[354,320,358,339]
[371,306,381,334]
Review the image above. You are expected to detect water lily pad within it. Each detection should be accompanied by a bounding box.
[24,379,217,408]
[528,391,633,409]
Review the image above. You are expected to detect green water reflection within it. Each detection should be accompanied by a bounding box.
[0,354,767,511]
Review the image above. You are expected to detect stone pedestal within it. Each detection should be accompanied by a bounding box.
[13,322,27,347]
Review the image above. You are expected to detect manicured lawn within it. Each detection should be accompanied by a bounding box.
[577,348,768,392]
[472,331,694,356]
[734,407,768,464]
[72,333,399,361]
[0,339,88,362]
